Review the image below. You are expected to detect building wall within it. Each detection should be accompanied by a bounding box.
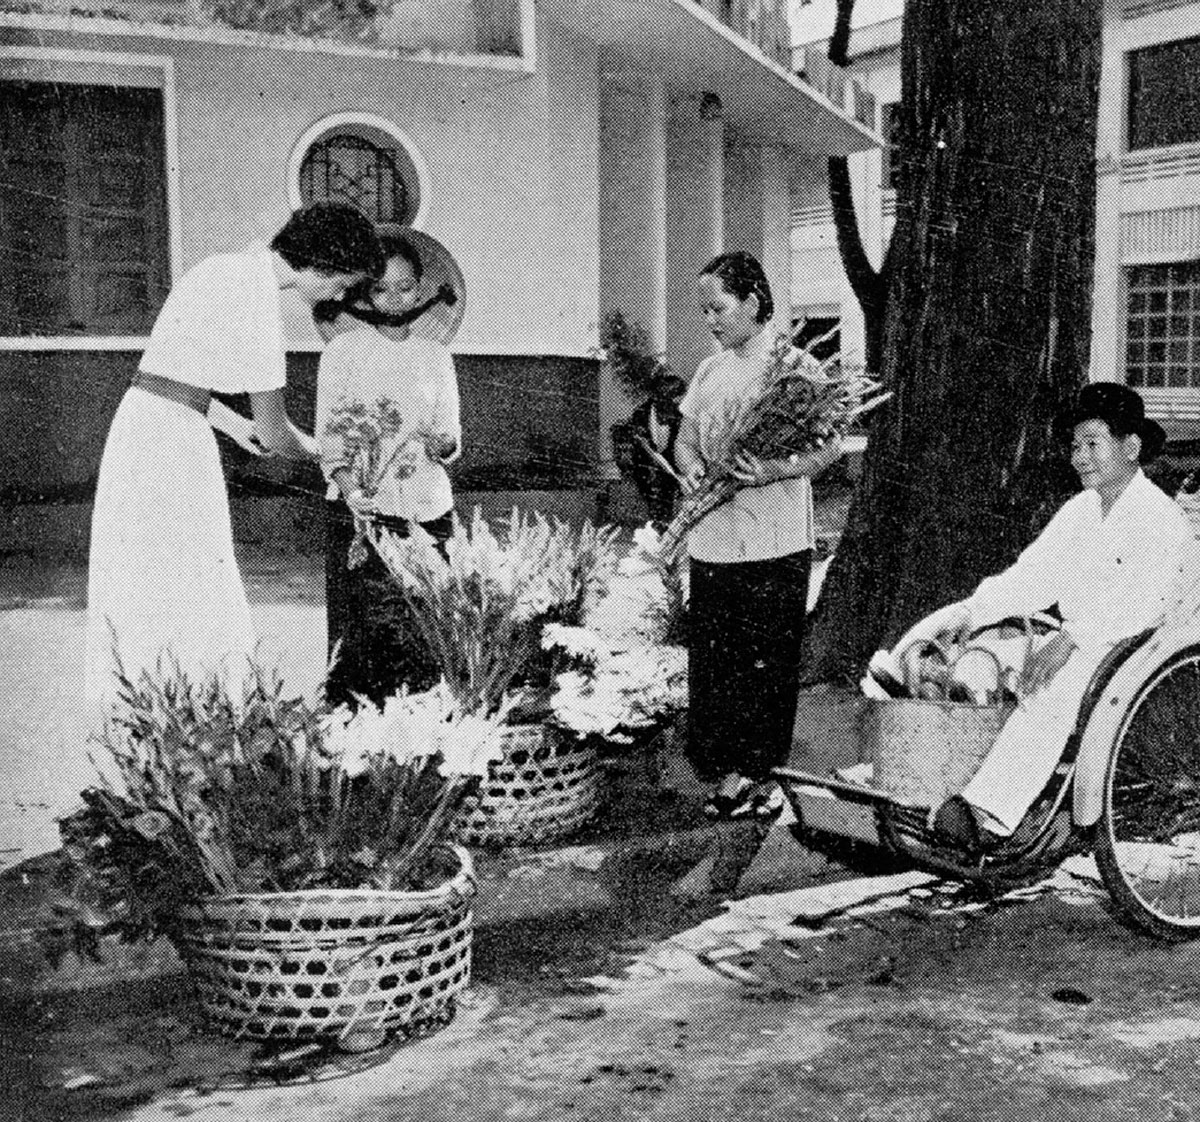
[0,21,600,357]
[0,18,603,519]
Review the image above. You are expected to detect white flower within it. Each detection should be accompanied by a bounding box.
[542,623,607,663]
[437,714,505,779]
[632,522,662,556]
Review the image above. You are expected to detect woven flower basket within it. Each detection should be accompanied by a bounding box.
[454,722,601,847]
[867,699,1012,809]
[170,845,475,1045]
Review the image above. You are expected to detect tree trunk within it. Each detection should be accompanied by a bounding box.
[826,0,890,373]
[806,0,1103,684]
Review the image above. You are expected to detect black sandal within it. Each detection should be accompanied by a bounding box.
[703,773,754,820]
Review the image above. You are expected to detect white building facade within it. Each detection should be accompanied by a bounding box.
[0,0,880,552]
[790,0,1200,439]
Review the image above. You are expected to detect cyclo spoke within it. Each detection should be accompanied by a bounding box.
[1110,655,1200,921]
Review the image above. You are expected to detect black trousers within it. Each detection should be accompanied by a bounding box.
[324,503,453,709]
[686,551,811,783]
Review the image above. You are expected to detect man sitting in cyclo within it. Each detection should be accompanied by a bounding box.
[865,383,1193,854]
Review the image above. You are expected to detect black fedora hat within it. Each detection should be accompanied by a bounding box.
[1056,382,1166,464]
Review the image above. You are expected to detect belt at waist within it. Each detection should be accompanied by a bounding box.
[130,373,211,415]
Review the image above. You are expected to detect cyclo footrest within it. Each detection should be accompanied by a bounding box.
[772,766,896,845]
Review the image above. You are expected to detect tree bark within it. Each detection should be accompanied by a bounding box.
[806,0,1103,684]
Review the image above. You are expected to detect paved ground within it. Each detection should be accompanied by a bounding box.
[0,551,329,865]
[10,846,1200,1122]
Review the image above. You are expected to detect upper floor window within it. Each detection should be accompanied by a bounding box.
[1128,35,1200,151]
[0,81,169,336]
[1126,261,1200,390]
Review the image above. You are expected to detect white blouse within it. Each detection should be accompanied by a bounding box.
[966,469,1193,650]
[139,243,286,394]
[679,330,815,564]
[316,326,461,523]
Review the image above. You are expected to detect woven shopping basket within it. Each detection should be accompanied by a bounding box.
[868,698,1012,808]
[454,722,601,847]
[171,845,475,1045]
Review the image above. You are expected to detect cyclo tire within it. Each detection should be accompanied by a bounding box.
[1094,645,1200,940]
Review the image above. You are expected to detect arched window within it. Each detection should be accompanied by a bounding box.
[289,114,428,228]
[299,134,407,224]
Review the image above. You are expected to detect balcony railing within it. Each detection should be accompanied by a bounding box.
[3,0,527,58]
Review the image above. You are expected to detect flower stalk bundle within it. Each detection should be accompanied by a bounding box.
[43,660,509,963]
[324,395,410,568]
[655,337,891,562]
[370,507,622,719]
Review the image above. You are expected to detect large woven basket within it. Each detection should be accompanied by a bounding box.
[171,845,475,1045]
[867,698,1012,808]
[454,722,601,847]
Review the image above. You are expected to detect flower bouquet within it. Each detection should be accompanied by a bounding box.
[541,526,689,747]
[653,338,890,562]
[370,507,623,844]
[542,624,688,744]
[323,395,412,568]
[42,658,511,1044]
[370,507,622,717]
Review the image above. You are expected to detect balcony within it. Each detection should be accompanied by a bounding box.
[0,0,530,60]
[793,44,877,130]
[549,0,880,155]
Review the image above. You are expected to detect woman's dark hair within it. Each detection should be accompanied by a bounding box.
[699,251,774,324]
[271,202,385,278]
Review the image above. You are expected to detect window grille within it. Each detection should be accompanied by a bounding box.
[298,134,408,225]
[1126,261,1200,389]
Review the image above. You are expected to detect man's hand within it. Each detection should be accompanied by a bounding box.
[1020,631,1077,695]
[932,603,973,650]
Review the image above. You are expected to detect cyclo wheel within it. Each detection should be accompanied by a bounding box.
[1095,646,1200,939]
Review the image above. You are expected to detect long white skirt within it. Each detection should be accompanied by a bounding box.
[84,387,256,717]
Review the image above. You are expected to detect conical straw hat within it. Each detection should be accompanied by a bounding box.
[377,224,466,346]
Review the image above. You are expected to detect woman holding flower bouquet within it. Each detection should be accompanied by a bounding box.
[85,203,384,715]
[316,229,462,708]
[675,252,844,819]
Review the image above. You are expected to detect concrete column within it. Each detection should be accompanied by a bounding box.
[666,95,725,384]
[1089,165,1123,385]
[724,134,794,339]
[598,71,669,479]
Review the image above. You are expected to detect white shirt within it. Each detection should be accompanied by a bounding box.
[678,330,815,564]
[966,469,1193,650]
[316,326,461,523]
[140,243,285,394]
